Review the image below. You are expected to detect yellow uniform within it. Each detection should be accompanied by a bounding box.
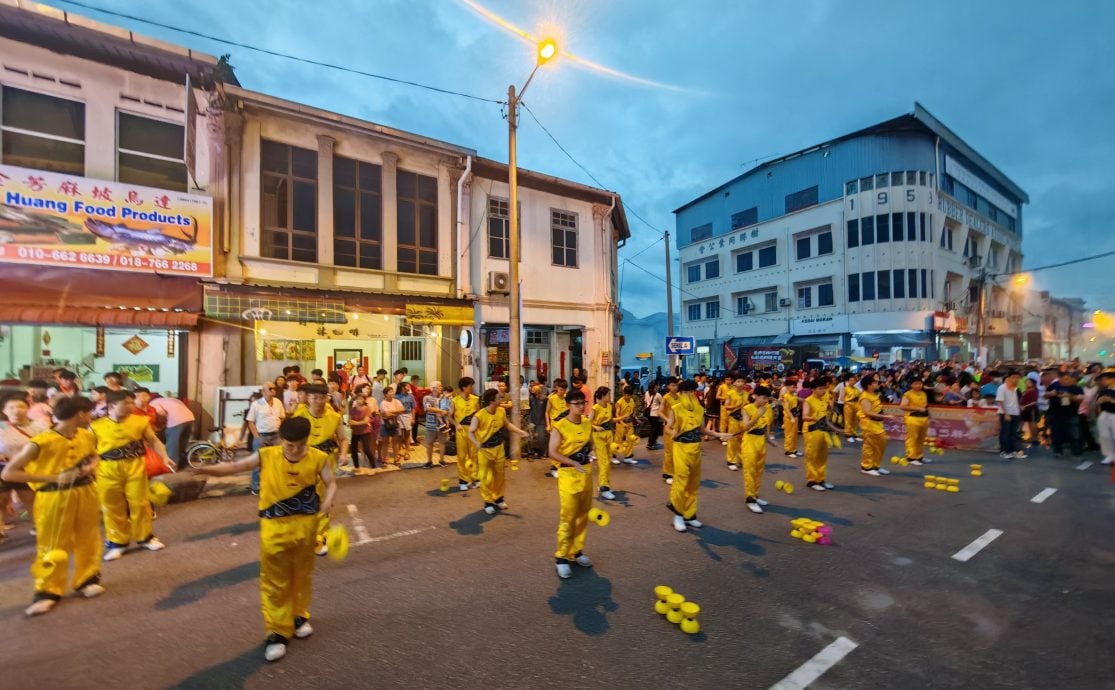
[741,403,773,500]
[547,392,570,471]
[25,429,102,603]
[844,384,862,438]
[591,402,615,490]
[293,407,342,550]
[781,390,800,454]
[716,383,732,434]
[257,445,328,640]
[90,415,153,547]
[553,417,594,562]
[859,391,886,471]
[452,394,481,485]
[803,395,831,485]
[614,395,637,459]
[474,407,508,507]
[668,395,705,520]
[724,389,747,467]
[902,390,929,461]
[661,391,681,478]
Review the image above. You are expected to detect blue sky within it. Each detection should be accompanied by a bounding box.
[48,0,1115,318]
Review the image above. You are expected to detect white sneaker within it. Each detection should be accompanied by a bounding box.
[1014,451,1029,459]
[459,482,470,492]
[672,515,687,532]
[25,598,56,617]
[854,437,863,443]
[315,544,328,557]
[611,458,620,465]
[264,639,287,662]
[876,467,891,475]
[685,518,703,528]
[623,456,637,464]
[809,483,826,492]
[103,546,125,562]
[575,554,593,567]
[755,498,768,506]
[1102,458,1114,465]
[909,459,924,466]
[794,451,803,458]
[484,505,496,515]
[1000,452,1013,459]
[555,562,573,579]
[294,618,313,639]
[785,452,796,457]
[665,477,673,485]
[922,457,933,464]
[861,469,881,477]
[80,583,105,598]
[721,440,728,446]
[728,464,740,471]
[746,501,763,514]
[496,501,509,510]
[822,482,835,489]
[600,490,616,500]
[139,537,165,552]
[546,469,558,478]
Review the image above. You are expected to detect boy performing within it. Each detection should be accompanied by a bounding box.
[2,397,104,617]
[549,389,595,579]
[293,384,348,556]
[723,377,749,471]
[780,378,802,457]
[802,377,841,492]
[544,379,570,478]
[588,387,619,500]
[740,386,776,514]
[899,377,930,465]
[452,378,482,491]
[659,377,681,484]
[194,417,336,662]
[613,386,639,463]
[858,374,897,477]
[664,380,734,533]
[90,390,174,560]
[470,389,529,515]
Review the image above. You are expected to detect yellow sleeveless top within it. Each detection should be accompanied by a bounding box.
[860,391,884,434]
[25,428,97,490]
[453,394,480,423]
[258,445,328,516]
[473,407,507,445]
[553,416,593,457]
[293,407,342,449]
[744,403,773,431]
[90,414,149,458]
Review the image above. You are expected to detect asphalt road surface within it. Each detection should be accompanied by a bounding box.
[2,438,1113,689]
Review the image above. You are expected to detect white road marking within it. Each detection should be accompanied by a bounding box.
[769,636,858,690]
[353,526,436,546]
[1075,461,1093,471]
[1030,487,1057,504]
[346,503,372,544]
[951,529,1003,562]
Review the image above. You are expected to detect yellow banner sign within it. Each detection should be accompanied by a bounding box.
[405,304,474,326]
[635,353,653,360]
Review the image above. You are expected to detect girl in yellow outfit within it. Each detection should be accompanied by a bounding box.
[194,417,336,663]
[2,396,104,617]
[658,377,681,484]
[548,389,595,579]
[589,387,620,500]
[858,374,897,477]
[613,386,639,462]
[723,378,749,471]
[544,379,570,477]
[470,389,528,515]
[780,379,801,457]
[741,386,776,513]
[452,377,482,491]
[716,375,734,434]
[665,380,734,533]
[294,384,348,557]
[843,374,863,442]
[803,377,841,492]
[900,378,930,465]
[90,390,173,560]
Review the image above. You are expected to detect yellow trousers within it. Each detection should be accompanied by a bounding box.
[905,416,928,460]
[456,428,477,484]
[804,430,830,484]
[593,430,614,489]
[742,434,767,500]
[844,404,860,437]
[719,411,729,434]
[315,453,338,551]
[783,416,799,454]
[615,422,636,458]
[554,466,593,561]
[260,514,316,640]
[726,415,744,466]
[478,445,507,504]
[662,433,675,478]
[96,456,153,546]
[668,441,702,520]
[31,484,102,600]
[860,431,887,470]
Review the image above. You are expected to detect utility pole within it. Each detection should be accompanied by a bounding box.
[664,230,676,376]
[507,83,523,460]
[975,264,987,367]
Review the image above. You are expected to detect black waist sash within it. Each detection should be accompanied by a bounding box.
[909,411,929,418]
[481,429,507,448]
[676,428,702,444]
[567,440,593,463]
[729,411,743,421]
[555,410,570,421]
[101,439,146,461]
[314,439,339,453]
[458,413,475,426]
[599,421,615,431]
[747,427,767,436]
[37,475,94,492]
[259,485,320,519]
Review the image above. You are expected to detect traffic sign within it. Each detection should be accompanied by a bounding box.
[635,352,653,360]
[665,336,697,356]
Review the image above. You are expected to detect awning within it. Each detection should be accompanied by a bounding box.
[729,334,789,347]
[0,305,197,327]
[788,334,843,349]
[855,332,934,348]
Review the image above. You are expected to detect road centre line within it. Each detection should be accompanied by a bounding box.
[1030,487,1057,504]
[769,636,858,690]
[353,526,436,547]
[1075,461,1093,471]
[952,529,1003,562]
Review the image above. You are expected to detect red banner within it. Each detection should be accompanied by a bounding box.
[723,342,737,370]
[881,404,1000,452]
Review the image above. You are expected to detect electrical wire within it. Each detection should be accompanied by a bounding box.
[53,0,504,105]
[998,249,1115,277]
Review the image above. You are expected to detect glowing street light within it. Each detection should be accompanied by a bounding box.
[1012,273,1030,287]
[538,38,557,63]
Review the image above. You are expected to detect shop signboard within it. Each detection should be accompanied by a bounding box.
[114,364,159,383]
[405,304,474,326]
[0,163,213,277]
[881,404,998,452]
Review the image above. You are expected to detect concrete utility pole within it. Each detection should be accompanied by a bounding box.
[664,230,676,376]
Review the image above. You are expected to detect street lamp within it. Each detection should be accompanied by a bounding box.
[507,38,558,459]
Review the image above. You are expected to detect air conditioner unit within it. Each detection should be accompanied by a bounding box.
[967,255,982,268]
[779,298,792,307]
[740,302,752,314]
[488,271,510,294]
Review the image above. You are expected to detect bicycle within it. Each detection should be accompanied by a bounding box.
[185,426,249,469]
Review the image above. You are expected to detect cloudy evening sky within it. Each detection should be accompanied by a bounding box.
[46,0,1115,318]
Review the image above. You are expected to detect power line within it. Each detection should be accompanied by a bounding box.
[1003,249,1115,277]
[53,0,504,105]
[621,258,791,324]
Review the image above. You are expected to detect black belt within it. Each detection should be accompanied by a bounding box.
[555,410,570,421]
[458,414,475,426]
[37,476,94,492]
[676,429,702,444]
[100,439,146,461]
[599,422,615,431]
[909,411,929,418]
[804,423,821,433]
[747,428,767,436]
[314,440,339,453]
[567,441,593,463]
[729,411,742,421]
[481,431,506,448]
[260,485,320,519]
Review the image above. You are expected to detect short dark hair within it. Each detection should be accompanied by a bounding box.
[28,379,49,389]
[458,377,475,389]
[753,386,771,398]
[311,369,323,378]
[482,388,500,405]
[301,384,328,396]
[279,416,311,441]
[53,395,92,421]
[861,374,878,388]
[667,376,680,385]
[623,385,633,395]
[106,390,132,405]
[104,372,123,383]
[59,370,77,381]
[0,390,28,408]
[679,380,698,392]
[565,389,587,405]
[93,386,110,395]
[376,369,387,376]
[134,387,151,394]
[594,386,610,402]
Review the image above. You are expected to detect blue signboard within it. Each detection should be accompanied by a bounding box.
[665,336,697,356]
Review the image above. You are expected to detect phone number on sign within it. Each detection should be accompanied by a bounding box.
[2,246,200,273]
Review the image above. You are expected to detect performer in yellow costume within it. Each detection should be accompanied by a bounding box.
[294,384,347,556]
[589,387,620,500]
[858,374,896,477]
[544,379,570,476]
[548,389,595,579]
[665,380,733,533]
[723,378,749,471]
[613,386,639,463]
[194,417,336,663]
[90,390,173,560]
[741,386,775,513]
[843,373,863,442]
[900,377,930,465]
[716,374,734,434]
[803,377,840,491]
[470,389,528,515]
[452,377,482,491]
[659,377,681,484]
[780,378,801,457]
[2,396,104,617]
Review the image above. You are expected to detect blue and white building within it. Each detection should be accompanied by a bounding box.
[673,103,1029,368]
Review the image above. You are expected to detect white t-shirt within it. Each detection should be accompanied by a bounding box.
[246,397,285,434]
[0,419,48,461]
[995,383,1021,415]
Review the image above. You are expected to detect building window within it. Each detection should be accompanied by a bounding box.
[785,185,819,214]
[796,236,811,260]
[687,304,701,321]
[817,230,833,255]
[487,198,510,259]
[705,259,720,280]
[859,175,874,192]
[921,213,928,242]
[921,269,928,298]
[691,223,713,242]
[907,212,917,241]
[687,264,701,283]
[797,286,812,309]
[765,291,778,312]
[876,213,890,243]
[261,139,318,263]
[397,170,439,274]
[875,173,888,189]
[878,270,890,299]
[930,270,935,299]
[550,209,578,268]
[818,281,834,306]
[731,207,757,229]
[919,171,927,186]
[758,245,777,268]
[845,180,858,195]
[908,270,917,299]
[891,213,903,242]
[400,339,424,362]
[736,296,751,315]
[1,86,85,175]
[333,156,382,270]
[117,112,186,191]
[705,301,720,320]
[526,330,548,346]
[863,271,876,300]
[892,172,904,186]
[861,216,875,245]
[736,251,753,273]
[847,219,859,248]
[906,171,917,185]
[848,273,860,302]
[892,269,905,298]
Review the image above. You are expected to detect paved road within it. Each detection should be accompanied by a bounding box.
[2,438,1113,689]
